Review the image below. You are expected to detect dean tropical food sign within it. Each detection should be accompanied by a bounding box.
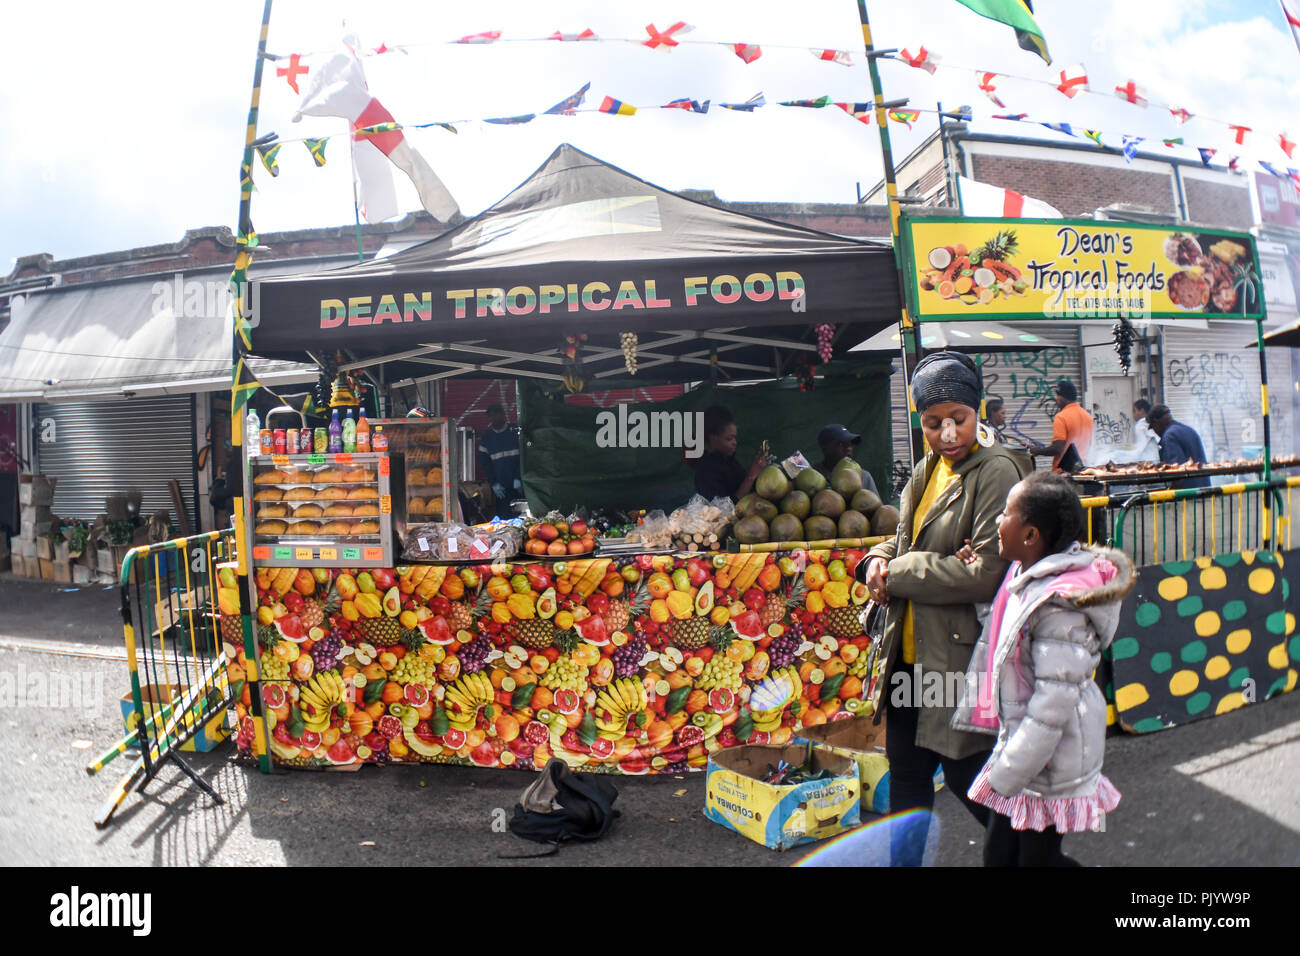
[901,217,1264,321]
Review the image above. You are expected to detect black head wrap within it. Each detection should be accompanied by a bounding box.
[910,350,982,413]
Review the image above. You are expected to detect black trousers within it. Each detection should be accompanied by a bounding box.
[984,812,1081,867]
[885,691,992,866]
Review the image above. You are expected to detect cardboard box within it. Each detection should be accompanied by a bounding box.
[795,715,893,816]
[35,537,54,561]
[119,683,230,753]
[18,473,57,506]
[72,563,94,584]
[705,744,860,851]
[15,537,36,558]
[54,540,70,563]
[51,560,73,584]
[38,558,56,581]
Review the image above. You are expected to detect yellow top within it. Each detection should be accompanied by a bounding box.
[901,455,960,664]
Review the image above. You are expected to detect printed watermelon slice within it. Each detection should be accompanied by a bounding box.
[274,614,307,643]
[574,614,609,646]
[419,616,456,645]
[730,610,764,641]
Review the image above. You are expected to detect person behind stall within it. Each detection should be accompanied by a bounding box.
[856,351,1023,866]
[1030,379,1093,472]
[952,472,1133,866]
[814,424,879,494]
[1146,404,1210,489]
[1131,399,1158,448]
[478,403,522,506]
[691,405,769,503]
[983,397,1007,444]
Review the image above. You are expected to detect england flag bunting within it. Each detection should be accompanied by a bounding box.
[900,47,939,74]
[978,72,1006,108]
[1055,63,1088,98]
[1114,79,1148,107]
[1283,0,1300,55]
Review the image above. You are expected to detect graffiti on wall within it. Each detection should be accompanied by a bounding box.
[1165,352,1253,460]
[978,347,1078,445]
[1093,410,1132,450]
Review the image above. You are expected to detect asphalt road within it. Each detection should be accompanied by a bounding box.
[1,574,1297,867]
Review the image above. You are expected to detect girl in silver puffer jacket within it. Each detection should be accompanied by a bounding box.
[952,472,1135,866]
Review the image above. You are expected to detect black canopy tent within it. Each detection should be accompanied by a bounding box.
[246,145,902,385]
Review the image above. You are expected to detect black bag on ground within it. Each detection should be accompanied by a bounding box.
[507,758,619,850]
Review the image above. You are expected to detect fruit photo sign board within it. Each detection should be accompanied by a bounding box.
[245,146,900,366]
[518,369,894,515]
[1109,549,1298,734]
[900,217,1265,323]
[233,551,881,773]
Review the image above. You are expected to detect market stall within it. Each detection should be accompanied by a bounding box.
[228,145,905,773]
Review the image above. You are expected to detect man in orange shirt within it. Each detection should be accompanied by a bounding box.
[1030,379,1093,472]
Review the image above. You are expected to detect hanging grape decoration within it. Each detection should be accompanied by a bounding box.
[796,356,817,393]
[314,350,340,412]
[620,331,638,375]
[1111,316,1135,374]
[814,323,836,363]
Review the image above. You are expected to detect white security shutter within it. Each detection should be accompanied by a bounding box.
[33,396,197,522]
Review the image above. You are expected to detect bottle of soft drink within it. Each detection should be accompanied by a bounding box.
[356,407,371,453]
[244,408,261,452]
[328,410,343,453]
[372,426,388,452]
[342,409,357,453]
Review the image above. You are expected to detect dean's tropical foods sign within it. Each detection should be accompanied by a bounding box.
[902,217,1264,321]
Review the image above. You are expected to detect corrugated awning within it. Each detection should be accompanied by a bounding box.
[0,266,328,402]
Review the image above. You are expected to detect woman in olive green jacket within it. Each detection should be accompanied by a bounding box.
[858,351,1024,865]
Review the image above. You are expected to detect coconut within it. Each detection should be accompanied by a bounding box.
[734,516,770,545]
[768,513,804,543]
[851,489,883,516]
[812,488,847,519]
[837,510,871,538]
[794,467,828,495]
[779,490,811,519]
[754,464,791,502]
[830,467,863,498]
[736,493,778,522]
[872,505,901,535]
[928,247,953,270]
[802,515,837,541]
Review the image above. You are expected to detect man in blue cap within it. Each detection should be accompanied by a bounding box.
[816,423,879,494]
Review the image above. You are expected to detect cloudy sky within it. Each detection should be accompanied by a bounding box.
[2,0,1297,273]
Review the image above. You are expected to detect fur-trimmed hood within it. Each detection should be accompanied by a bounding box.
[1007,543,1136,627]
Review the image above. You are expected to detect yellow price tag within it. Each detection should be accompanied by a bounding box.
[319,548,338,562]
[272,455,291,468]
[295,548,314,561]
[380,495,392,514]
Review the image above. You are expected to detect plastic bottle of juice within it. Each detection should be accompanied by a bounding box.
[356,407,371,453]
[342,409,357,453]
[372,426,388,452]
[328,410,343,453]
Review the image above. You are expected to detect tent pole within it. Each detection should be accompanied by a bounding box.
[857,0,925,466]
[1257,315,1272,548]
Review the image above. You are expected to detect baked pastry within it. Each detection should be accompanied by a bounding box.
[429,497,444,514]
[320,521,352,535]
[315,468,345,482]
[294,503,324,518]
[343,468,374,482]
[347,486,378,500]
[287,470,313,484]
[324,504,354,517]
[352,503,380,517]
[356,520,381,534]
[257,504,288,519]
[315,487,347,500]
[428,467,443,484]
[287,521,319,536]
[407,468,426,485]
[286,487,316,501]
[408,497,426,514]
[254,469,288,485]
[253,489,283,502]
[255,520,288,535]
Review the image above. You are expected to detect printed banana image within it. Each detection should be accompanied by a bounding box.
[300,670,348,733]
[750,666,801,732]
[594,677,647,737]
[445,673,495,731]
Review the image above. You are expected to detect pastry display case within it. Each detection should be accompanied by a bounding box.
[372,417,460,528]
[246,452,404,567]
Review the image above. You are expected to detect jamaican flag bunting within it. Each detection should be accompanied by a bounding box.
[231,355,260,416]
[305,138,328,166]
[256,142,282,177]
[952,0,1051,64]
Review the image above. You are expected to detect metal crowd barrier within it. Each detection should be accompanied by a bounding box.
[89,529,238,827]
[1089,477,1296,567]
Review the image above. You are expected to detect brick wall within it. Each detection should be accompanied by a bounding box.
[971,154,1175,217]
[1182,178,1252,229]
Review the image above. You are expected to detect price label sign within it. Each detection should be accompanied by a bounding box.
[252,546,271,560]
[334,453,354,465]
[342,547,361,561]
[274,547,292,560]
[380,495,392,514]
[308,454,325,465]
[319,548,338,562]
[271,455,290,468]
[363,548,383,561]
[378,457,390,476]
[295,548,314,561]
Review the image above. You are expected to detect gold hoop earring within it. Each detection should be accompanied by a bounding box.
[976,422,996,448]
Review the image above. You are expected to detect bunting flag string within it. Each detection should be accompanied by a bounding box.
[304,137,328,166]
[1055,63,1089,98]
[732,43,762,63]
[1113,79,1148,108]
[901,47,940,74]
[836,102,874,124]
[978,72,1006,108]
[256,142,282,177]
[888,110,921,129]
[719,92,765,111]
[812,48,852,66]
[544,81,591,115]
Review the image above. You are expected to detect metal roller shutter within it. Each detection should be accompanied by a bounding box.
[33,396,197,522]
[888,322,1083,488]
[1161,324,1295,462]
